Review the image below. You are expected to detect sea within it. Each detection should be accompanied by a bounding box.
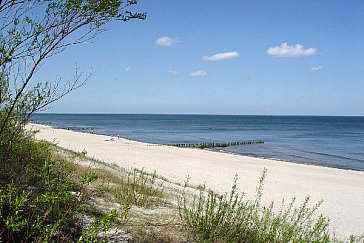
[31,114,364,172]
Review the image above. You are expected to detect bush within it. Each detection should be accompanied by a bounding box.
[0,133,124,242]
[178,169,333,243]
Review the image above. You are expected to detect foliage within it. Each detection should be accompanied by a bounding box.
[178,169,335,243]
[0,136,128,242]
[348,234,364,243]
[0,0,145,150]
[114,169,165,207]
[79,209,128,242]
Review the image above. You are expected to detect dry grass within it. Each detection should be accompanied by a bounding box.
[52,146,189,242]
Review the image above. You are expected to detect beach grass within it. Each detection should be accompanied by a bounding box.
[114,169,165,207]
[178,169,364,243]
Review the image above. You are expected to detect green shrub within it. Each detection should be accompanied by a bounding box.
[0,136,124,242]
[79,208,129,242]
[114,169,165,207]
[178,169,333,243]
[0,141,76,241]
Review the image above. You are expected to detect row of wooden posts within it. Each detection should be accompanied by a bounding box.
[171,140,264,149]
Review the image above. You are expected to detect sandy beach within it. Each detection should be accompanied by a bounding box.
[27,123,364,239]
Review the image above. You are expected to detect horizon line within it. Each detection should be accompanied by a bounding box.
[33,112,364,117]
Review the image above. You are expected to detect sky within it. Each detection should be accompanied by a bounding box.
[39,1,364,115]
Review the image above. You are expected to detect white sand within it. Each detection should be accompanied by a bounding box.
[27,123,364,239]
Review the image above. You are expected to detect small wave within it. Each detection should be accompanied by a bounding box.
[223,150,364,172]
[302,150,364,163]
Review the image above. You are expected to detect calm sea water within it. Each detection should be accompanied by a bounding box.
[31,114,364,171]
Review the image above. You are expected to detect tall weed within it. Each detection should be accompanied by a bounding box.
[178,169,332,242]
[114,169,165,207]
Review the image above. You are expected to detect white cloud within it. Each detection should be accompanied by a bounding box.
[155,36,178,46]
[168,69,182,75]
[267,43,317,57]
[311,65,323,71]
[124,66,132,72]
[202,51,239,61]
[189,70,208,77]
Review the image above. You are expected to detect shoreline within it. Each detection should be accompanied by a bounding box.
[30,121,363,173]
[207,147,364,173]
[26,123,364,239]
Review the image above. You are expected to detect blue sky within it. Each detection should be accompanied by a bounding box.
[40,1,364,115]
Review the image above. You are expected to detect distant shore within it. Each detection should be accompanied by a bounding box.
[27,123,364,239]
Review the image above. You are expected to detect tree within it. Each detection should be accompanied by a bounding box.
[0,2,145,240]
[0,0,145,150]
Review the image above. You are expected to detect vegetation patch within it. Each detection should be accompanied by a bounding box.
[0,138,126,242]
[178,169,364,243]
[114,169,165,207]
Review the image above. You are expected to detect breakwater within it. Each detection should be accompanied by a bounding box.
[171,140,264,149]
